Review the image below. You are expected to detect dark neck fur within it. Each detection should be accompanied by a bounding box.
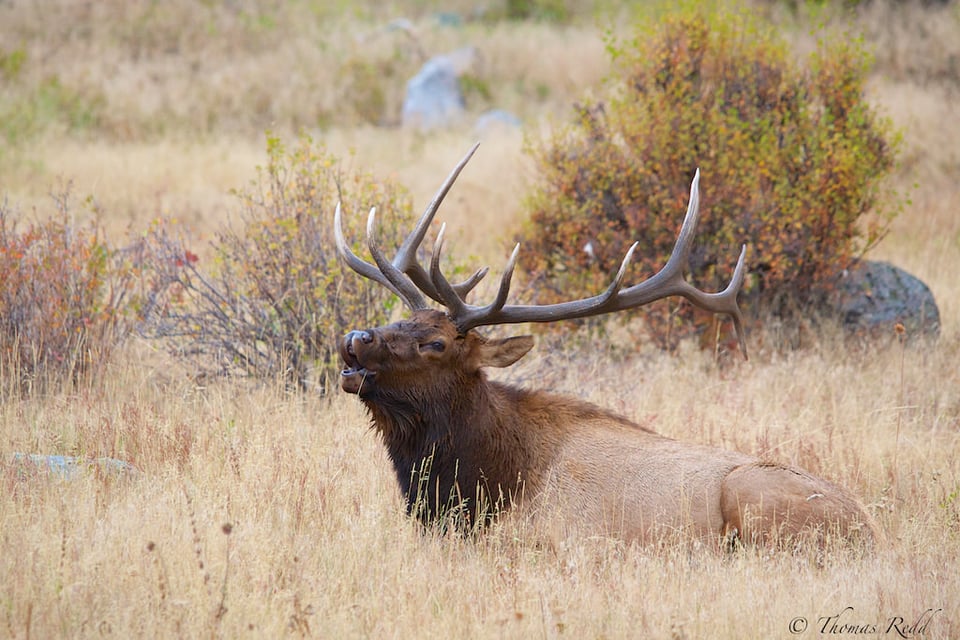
[362,375,531,528]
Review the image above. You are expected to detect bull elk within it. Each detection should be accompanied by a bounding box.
[335,144,877,548]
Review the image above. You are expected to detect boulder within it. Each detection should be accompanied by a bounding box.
[830,260,940,340]
[474,109,522,136]
[401,47,478,130]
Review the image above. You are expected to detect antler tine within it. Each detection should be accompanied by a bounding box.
[365,207,428,309]
[333,143,488,310]
[488,243,521,313]
[393,142,485,302]
[673,168,701,267]
[429,226,523,325]
[335,202,409,302]
[600,241,639,303]
[450,267,489,298]
[711,244,749,358]
[444,169,748,357]
[428,223,467,315]
[335,143,487,309]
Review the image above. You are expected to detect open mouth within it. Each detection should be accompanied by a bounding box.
[340,365,376,395]
[340,335,376,394]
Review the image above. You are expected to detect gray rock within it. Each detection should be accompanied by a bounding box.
[474,109,522,136]
[831,260,940,340]
[401,47,478,130]
[10,453,138,480]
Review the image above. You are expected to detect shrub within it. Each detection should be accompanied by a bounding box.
[139,134,418,390]
[520,2,900,348]
[0,47,106,158]
[0,189,141,394]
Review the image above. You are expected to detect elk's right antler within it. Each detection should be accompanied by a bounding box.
[335,144,749,358]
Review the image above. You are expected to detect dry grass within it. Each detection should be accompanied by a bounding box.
[3,332,958,637]
[2,1,959,638]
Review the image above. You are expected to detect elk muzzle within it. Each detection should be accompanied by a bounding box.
[340,329,377,395]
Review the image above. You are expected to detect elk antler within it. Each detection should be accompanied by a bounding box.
[335,144,749,358]
[334,142,489,310]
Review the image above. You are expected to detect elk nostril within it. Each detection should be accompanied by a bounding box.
[343,330,374,358]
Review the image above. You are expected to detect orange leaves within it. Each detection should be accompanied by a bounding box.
[521,3,901,347]
[174,250,199,268]
[0,192,144,391]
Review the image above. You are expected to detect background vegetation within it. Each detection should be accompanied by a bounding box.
[1,0,958,637]
[137,134,418,390]
[522,3,900,347]
[0,191,143,397]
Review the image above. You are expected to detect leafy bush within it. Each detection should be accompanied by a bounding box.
[520,2,900,347]
[0,48,106,157]
[139,134,418,390]
[0,190,141,394]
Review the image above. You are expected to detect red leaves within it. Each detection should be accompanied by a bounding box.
[1,194,142,387]
[174,250,199,268]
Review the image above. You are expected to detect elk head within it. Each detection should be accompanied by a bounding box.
[339,308,534,400]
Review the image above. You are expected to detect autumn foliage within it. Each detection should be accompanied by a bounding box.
[139,134,418,390]
[520,4,900,347]
[0,191,140,393]
[1,136,422,393]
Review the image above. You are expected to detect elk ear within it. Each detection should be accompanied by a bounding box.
[471,335,534,370]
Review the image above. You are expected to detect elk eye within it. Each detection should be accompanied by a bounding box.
[419,340,446,353]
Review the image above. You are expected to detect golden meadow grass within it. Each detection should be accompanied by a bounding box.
[2,1,959,637]
[3,334,958,637]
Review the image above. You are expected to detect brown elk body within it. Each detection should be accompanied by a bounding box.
[336,145,877,548]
